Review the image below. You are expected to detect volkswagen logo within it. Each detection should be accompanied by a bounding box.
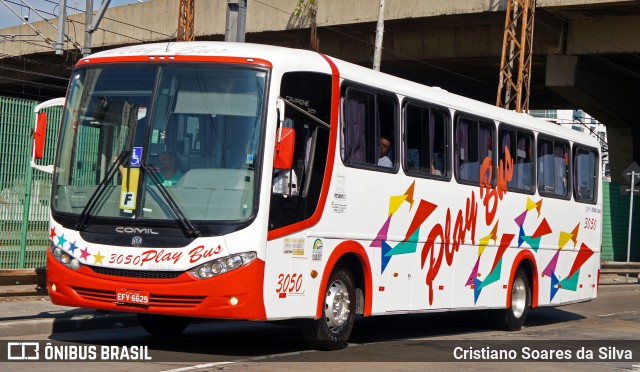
[131,236,143,247]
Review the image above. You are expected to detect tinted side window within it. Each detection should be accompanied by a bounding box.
[573,146,598,203]
[404,102,449,178]
[537,138,570,198]
[342,87,397,169]
[499,126,534,193]
[455,115,494,185]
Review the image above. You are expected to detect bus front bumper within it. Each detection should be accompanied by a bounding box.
[46,252,267,321]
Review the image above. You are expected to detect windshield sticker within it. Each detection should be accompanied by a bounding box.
[246,153,254,165]
[137,107,147,120]
[284,238,304,255]
[131,147,142,168]
[151,130,159,144]
[119,168,140,210]
[332,174,347,213]
[312,239,323,261]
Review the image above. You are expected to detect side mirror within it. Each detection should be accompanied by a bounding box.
[274,127,295,170]
[33,112,48,160]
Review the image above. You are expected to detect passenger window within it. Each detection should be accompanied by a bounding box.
[537,138,570,198]
[573,147,598,203]
[404,102,449,178]
[342,87,397,169]
[499,126,533,193]
[454,115,494,185]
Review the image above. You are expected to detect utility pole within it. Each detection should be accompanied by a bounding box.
[496,0,536,112]
[83,0,93,56]
[225,0,247,42]
[83,0,112,56]
[177,0,195,41]
[55,0,67,55]
[372,0,385,71]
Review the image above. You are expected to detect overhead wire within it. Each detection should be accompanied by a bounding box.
[0,62,70,80]
[0,74,67,89]
[3,0,161,46]
[1,0,639,100]
[252,0,487,85]
[41,0,173,38]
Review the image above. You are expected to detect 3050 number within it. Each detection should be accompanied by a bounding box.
[276,273,303,293]
[584,217,597,230]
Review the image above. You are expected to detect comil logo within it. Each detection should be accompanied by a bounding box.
[115,227,159,235]
[7,342,39,360]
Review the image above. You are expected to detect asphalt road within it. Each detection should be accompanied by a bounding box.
[0,288,639,371]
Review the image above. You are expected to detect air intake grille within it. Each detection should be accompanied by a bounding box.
[89,266,183,279]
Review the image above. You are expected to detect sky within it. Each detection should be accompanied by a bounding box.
[0,0,147,29]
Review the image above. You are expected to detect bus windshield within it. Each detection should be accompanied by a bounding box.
[52,64,267,227]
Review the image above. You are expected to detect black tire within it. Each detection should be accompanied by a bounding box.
[492,268,531,331]
[300,265,356,350]
[138,313,191,337]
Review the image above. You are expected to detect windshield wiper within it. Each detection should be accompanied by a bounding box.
[141,162,200,238]
[76,149,129,231]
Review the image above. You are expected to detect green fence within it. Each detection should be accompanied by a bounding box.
[602,181,640,262]
[0,96,62,269]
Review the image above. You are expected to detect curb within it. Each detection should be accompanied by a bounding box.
[0,311,139,338]
[597,283,640,293]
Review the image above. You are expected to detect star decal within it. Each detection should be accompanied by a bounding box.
[49,227,57,240]
[93,251,105,265]
[79,247,91,261]
[56,234,67,248]
[68,241,79,254]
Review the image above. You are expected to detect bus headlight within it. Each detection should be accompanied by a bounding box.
[50,244,83,271]
[188,251,257,280]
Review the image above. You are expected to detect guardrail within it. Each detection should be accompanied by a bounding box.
[0,262,637,297]
[600,262,640,275]
[0,267,45,285]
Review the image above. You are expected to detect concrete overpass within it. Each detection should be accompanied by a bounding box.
[1,0,639,184]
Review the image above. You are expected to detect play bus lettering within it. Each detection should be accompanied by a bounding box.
[33,42,601,350]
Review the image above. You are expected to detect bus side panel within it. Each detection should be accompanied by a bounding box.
[263,232,318,320]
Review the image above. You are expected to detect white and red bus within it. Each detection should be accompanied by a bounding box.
[41,42,601,350]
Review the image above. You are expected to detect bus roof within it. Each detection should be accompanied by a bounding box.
[85,41,600,149]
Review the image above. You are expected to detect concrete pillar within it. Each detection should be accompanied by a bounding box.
[546,54,640,185]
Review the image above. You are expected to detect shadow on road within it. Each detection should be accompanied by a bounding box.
[44,307,586,359]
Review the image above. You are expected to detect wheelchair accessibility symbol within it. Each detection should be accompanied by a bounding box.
[130,147,142,168]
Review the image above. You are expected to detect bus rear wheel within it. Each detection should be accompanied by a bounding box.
[138,313,191,337]
[300,265,356,350]
[492,268,531,331]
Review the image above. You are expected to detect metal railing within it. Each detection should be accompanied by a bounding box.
[0,96,61,269]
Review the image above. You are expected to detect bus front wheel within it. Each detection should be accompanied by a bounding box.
[138,313,191,337]
[300,265,356,350]
[492,268,531,331]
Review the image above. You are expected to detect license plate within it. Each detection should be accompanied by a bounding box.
[116,289,150,305]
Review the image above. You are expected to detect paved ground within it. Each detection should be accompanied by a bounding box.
[0,274,637,339]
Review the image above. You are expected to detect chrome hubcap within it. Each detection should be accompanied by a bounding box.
[324,279,351,333]
[511,277,527,318]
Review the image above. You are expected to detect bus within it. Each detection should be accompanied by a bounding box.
[39,42,602,350]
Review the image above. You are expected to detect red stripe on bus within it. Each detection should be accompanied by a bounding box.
[315,241,373,318]
[267,54,340,240]
[506,250,539,308]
